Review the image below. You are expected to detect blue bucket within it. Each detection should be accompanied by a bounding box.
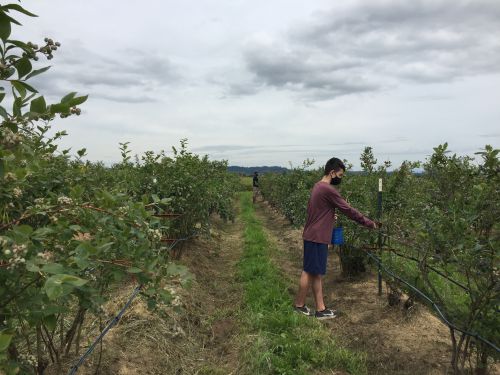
[331,226,344,245]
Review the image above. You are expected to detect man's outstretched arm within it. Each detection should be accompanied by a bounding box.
[326,188,377,229]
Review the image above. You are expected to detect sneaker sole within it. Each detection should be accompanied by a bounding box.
[316,314,338,320]
[294,309,313,316]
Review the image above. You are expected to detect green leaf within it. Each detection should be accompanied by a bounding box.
[2,4,38,17]
[11,80,26,98]
[16,80,38,93]
[159,290,172,304]
[60,274,87,287]
[0,330,14,352]
[42,263,65,275]
[44,274,88,300]
[147,298,157,310]
[13,97,22,116]
[61,92,77,103]
[43,315,57,331]
[6,39,29,51]
[67,95,88,107]
[26,66,51,80]
[96,242,114,252]
[41,305,65,316]
[13,224,33,236]
[74,257,90,270]
[44,276,64,300]
[0,105,7,119]
[30,95,47,113]
[112,270,124,282]
[48,102,70,114]
[0,93,5,103]
[15,57,32,78]
[75,242,97,258]
[0,11,21,26]
[4,67,15,80]
[127,267,143,274]
[32,226,53,240]
[0,12,12,41]
[26,260,40,272]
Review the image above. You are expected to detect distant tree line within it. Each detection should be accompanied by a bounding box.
[227,166,289,175]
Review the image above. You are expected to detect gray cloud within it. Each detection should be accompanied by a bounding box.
[193,139,408,155]
[30,42,179,103]
[478,133,500,138]
[240,0,500,100]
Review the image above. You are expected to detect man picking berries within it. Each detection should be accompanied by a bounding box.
[294,157,379,319]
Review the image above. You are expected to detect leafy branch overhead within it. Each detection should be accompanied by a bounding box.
[0,3,87,124]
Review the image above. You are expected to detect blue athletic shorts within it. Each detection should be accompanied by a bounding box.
[303,240,328,275]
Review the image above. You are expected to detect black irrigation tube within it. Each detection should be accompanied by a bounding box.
[361,248,500,354]
[380,246,470,293]
[67,231,199,375]
[67,285,142,375]
[380,232,500,303]
[376,231,473,293]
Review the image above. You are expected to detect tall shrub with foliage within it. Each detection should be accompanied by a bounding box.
[259,145,499,373]
[0,3,237,374]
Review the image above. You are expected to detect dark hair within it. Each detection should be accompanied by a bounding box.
[324,157,345,175]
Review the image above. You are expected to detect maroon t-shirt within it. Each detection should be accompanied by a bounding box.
[302,181,375,244]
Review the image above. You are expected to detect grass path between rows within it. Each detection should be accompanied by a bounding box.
[237,191,367,375]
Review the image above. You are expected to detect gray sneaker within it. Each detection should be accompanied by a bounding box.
[315,308,338,320]
[294,305,312,316]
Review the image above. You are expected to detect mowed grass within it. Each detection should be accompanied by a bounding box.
[238,191,367,375]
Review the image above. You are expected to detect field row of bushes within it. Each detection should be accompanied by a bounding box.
[259,146,499,374]
[0,3,239,373]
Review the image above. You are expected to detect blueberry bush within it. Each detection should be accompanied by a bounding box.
[0,3,237,373]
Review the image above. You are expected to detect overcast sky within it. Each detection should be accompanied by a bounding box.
[14,0,500,168]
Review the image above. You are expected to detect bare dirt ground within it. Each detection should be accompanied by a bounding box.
[57,213,245,375]
[254,199,456,375]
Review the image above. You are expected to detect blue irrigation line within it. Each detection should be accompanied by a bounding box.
[67,230,199,375]
[362,248,500,354]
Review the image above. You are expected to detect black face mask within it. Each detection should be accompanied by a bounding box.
[330,177,342,185]
[330,173,342,185]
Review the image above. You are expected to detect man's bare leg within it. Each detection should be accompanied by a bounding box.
[294,271,311,307]
[311,274,326,311]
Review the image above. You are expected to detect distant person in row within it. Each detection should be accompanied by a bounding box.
[252,171,259,204]
[294,157,380,319]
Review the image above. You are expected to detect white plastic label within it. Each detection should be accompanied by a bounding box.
[378,178,383,192]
